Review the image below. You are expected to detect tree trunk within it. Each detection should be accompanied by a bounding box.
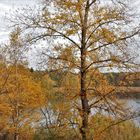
[14,133,19,140]
[80,38,90,140]
[3,133,8,140]
[80,64,90,140]
[80,1,90,139]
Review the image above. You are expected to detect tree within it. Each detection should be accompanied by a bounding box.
[11,0,140,139]
[37,71,81,139]
[0,65,45,140]
[0,29,45,140]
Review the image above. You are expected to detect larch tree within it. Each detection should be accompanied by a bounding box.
[10,0,140,139]
[0,29,45,140]
[0,65,45,140]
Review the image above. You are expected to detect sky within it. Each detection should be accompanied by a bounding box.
[0,0,39,67]
[0,0,140,69]
[0,0,38,42]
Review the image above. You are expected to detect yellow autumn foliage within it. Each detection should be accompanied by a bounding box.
[0,64,45,139]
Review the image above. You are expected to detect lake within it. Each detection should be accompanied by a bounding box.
[127,99,140,126]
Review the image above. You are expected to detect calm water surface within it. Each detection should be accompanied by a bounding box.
[127,99,140,126]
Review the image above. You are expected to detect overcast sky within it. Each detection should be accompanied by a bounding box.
[0,0,39,67]
[0,0,140,69]
[0,0,38,42]
[1,0,140,42]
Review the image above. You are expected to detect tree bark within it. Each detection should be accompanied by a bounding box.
[80,1,90,140]
[80,55,90,140]
[14,133,19,140]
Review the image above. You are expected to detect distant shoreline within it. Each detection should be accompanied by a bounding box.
[116,87,140,99]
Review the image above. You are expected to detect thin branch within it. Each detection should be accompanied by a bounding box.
[88,29,140,52]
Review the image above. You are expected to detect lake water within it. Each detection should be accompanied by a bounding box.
[127,99,140,126]
[90,98,140,126]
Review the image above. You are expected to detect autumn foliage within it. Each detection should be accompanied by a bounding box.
[0,0,140,140]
